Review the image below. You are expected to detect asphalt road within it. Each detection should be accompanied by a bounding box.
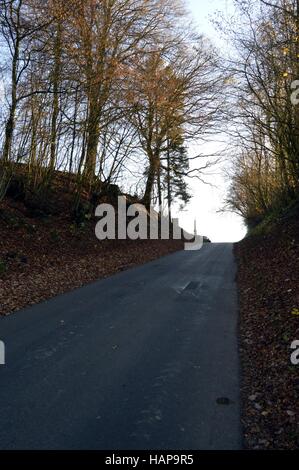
[0,243,242,450]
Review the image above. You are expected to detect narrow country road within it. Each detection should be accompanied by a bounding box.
[0,243,242,450]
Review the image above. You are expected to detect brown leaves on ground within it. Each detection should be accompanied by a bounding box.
[0,199,183,316]
[235,211,299,450]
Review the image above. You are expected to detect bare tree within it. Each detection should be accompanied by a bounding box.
[222,0,299,224]
[125,37,224,209]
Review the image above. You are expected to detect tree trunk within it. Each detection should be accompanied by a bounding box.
[2,35,20,163]
[157,165,162,208]
[69,85,79,175]
[49,21,62,171]
[83,96,101,182]
[143,155,159,211]
[166,139,172,219]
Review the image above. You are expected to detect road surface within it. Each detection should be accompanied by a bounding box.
[0,243,242,450]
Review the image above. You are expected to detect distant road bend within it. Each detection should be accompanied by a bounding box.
[0,243,242,450]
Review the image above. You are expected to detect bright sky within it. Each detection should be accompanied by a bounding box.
[173,0,247,243]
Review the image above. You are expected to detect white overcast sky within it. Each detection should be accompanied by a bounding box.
[172,0,247,243]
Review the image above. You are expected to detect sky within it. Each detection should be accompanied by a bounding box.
[172,0,247,243]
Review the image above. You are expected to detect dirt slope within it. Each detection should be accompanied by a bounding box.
[0,198,183,316]
[235,208,299,449]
